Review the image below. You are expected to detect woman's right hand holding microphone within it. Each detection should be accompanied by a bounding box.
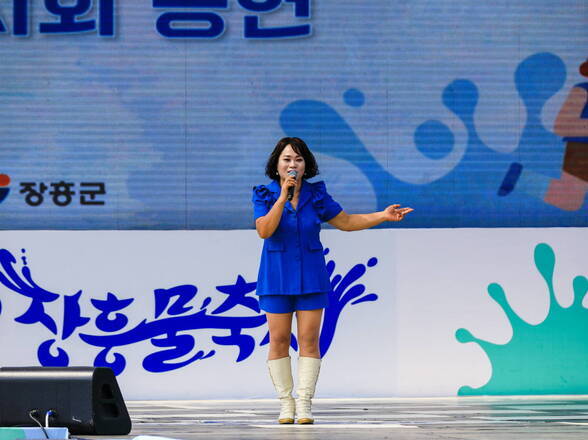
[279,171,298,202]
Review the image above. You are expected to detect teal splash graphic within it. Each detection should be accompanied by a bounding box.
[456,243,588,395]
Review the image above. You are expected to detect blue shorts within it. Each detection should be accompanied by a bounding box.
[259,292,330,313]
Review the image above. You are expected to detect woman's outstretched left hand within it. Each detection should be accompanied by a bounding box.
[383,204,413,222]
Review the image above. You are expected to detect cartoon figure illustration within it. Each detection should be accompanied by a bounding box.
[499,59,588,211]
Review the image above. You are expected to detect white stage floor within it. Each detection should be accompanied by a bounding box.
[112,396,588,440]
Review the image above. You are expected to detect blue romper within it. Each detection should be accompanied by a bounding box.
[252,180,343,313]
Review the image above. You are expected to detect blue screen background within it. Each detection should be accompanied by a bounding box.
[0,1,586,229]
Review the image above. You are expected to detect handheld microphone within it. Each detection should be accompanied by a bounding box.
[287,170,298,201]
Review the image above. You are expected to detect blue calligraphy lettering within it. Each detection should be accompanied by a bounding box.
[38,339,69,366]
[154,284,197,318]
[0,249,59,334]
[63,290,91,339]
[81,310,266,374]
[91,292,133,332]
[212,328,255,362]
[1,246,379,375]
[95,347,126,374]
[143,332,215,373]
[213,275,259,314]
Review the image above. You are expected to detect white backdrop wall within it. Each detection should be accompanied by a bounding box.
[0,228,585,399]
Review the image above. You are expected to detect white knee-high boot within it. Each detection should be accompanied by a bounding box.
[267,356,296,424]
[295,356,321,424]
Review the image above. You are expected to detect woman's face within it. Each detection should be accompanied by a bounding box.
[277,144,305,182]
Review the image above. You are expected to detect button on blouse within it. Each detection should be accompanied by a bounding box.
[252,180,343,296]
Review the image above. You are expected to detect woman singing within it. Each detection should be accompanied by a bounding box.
[252,137,413,424]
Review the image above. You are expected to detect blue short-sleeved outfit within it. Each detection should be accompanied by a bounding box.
[252,180,343,313]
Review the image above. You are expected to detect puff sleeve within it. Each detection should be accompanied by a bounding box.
[252,185,275,221]
[311,181,343,222]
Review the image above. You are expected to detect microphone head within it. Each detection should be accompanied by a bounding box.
[288,170,298,178]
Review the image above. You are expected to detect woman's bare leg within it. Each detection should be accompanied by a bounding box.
[296,309,323,358]
[266,312,294,360]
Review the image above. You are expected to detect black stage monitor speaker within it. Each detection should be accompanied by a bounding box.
[0,366,132,435]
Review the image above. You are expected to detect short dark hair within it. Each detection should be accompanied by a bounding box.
[265,137,319,181]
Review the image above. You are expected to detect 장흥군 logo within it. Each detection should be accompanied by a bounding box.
[0,174,10,204]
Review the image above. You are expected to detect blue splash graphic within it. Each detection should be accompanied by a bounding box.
[0,247,379,374]
[280,53,583,227]
[414,120,454,160]
[71,49,584,229]
[321,250,379,355]
[343,89,365,108]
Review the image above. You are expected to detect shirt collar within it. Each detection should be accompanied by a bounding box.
[267,179,312,211]
[298,180,312,210]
